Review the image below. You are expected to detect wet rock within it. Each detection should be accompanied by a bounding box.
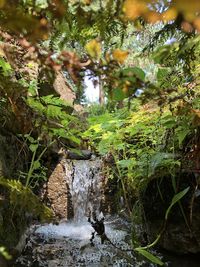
[65,159,103,221]
[14,218,139,267]
[44,159,73,220]
[44,157,105,222]
[66,150,92,160]
[142,172,200,254]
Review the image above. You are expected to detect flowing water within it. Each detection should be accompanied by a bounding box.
[14,158,200,267]
[65,159,103,221]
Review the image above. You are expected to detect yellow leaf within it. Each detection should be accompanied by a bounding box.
[173,0,200,22]
[105,51,111,62]
[0,0,5,8]
[181,21,193,32]
[85,39,101,59]
[83,0,92,4]
[191,109,200,117]
[161,8,178,21]
[193,17,200,31]
[112,49,129,64]
[123,0,147,20]
[145,11,161,24]
[174,0,200,14]
[122,85,129,94]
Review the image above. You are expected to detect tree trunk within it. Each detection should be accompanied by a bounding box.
[99,77,105,105]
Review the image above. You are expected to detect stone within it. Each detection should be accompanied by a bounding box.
[45,159,73,220]
[53,71,76,105]
[65,149,92,160]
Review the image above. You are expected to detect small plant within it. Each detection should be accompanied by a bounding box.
[0,177,53,222]
[17,134,54,188]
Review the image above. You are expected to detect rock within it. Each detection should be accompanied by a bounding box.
[142,172,200,254]
[53,71,76,105]
[66,150,92,160]
[38,71,75,107]
[13,217,135,267]
[44,159,73,220]
[48,260,61,267]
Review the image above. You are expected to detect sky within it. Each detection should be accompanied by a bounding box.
[84,73,99,103]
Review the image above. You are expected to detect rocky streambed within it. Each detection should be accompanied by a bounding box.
[14,216,150,267]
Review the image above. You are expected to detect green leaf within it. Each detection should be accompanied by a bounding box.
[28,80,38,96]
[117,159,136,168]
[113,88,126,101]
[36,0,48,9]
[162,117,176,129]
[135,248,164,266]
[0,246,12,260]
[165,187,190,220]
[176,127,190,146]
[157,68,170,82]
[0,57,12,76]
[128,77,136,83]
[71,149,84,156]
[68,134,81,145]
[122,67,145,81]
[27,98,45,114]
[29,143,38,152]
[131,67,145,81]
[153,45,173,64]
[33,160,41,170]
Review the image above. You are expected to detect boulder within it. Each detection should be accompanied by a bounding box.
[44,159,73,220]
[53,71,76,105]
[65,150,92,160]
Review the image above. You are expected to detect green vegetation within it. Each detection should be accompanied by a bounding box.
[0,0,200,265]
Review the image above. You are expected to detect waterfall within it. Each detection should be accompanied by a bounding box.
[18,158,138,267]
[65,158,103,221]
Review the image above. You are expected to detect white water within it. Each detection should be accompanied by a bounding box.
[35,219,127,243]
[36,158,111,242]
[35,217,133,266]
[36,221,93,240]
[65,159,103,221]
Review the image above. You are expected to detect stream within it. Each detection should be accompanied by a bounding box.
[14,158,200,267]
